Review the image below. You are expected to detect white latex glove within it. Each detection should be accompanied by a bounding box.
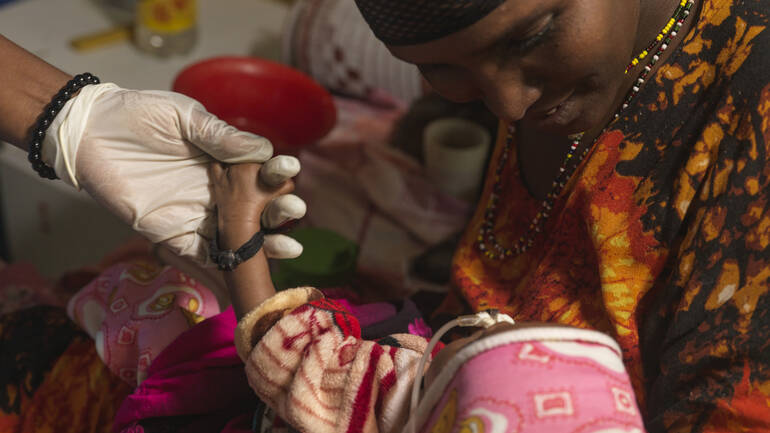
[41,83,305,264]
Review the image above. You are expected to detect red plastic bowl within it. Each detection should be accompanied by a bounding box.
[173,56,337,151]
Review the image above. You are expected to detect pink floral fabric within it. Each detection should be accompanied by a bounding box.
[66,260,220,386]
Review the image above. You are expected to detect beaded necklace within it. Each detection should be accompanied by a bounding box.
[625,0,695,74]
[476,0,696,260]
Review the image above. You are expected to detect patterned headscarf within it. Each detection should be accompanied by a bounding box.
[354,0,506,46]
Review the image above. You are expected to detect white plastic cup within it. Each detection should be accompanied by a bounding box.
[423,117,491,202]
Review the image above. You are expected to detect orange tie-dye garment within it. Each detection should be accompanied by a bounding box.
[450,0,770,431]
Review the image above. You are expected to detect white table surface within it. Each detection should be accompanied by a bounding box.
[0,0,291,275]
[0,0,290,89]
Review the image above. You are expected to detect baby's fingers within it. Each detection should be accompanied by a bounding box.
[209,162,229,199]
[209,161,226,181]
[227,163,261,185]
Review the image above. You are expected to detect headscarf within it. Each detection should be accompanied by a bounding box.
[354,0,505,46]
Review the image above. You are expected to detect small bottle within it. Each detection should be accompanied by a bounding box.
[134,0,197,57]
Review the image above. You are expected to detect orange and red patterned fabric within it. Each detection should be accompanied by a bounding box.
[0,306,132,433]
[450,0,770,431]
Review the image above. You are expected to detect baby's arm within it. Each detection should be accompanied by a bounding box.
[212,162,437,432]
[209,162,292,319]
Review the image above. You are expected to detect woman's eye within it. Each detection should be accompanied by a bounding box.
[416,65,480,102]
[502,15,554,55]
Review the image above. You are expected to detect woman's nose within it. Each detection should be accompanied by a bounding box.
[474,62,541,123]
[419,61,541,122]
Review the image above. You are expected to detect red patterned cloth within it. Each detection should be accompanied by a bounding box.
[235,287,439,433]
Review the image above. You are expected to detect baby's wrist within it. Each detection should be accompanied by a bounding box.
[218,220,262,250]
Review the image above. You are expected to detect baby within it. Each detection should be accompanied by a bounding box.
[68,161,646,432]
[214,163,647,433]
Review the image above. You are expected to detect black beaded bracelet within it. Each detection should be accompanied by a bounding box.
[209,229,266,271]
[27,72,100,179]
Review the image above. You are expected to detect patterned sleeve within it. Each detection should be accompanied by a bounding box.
[235,287,434,433]
[640,33,770,431]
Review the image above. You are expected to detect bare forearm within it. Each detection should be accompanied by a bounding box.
[221,223,277,321]
[0,35,71,148]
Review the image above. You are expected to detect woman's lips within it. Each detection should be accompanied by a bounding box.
[531,96,580,131]
[537,90,574,119]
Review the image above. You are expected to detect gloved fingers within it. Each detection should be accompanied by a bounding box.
[144,208,303,261]
[160,210,217,267]
[154,244,228,301]
[263,234,303,259]
[184,102,274,164]
[208,160,225,181]
[162,231,211,266]
[261,194,307,229]
[259,155,301,187]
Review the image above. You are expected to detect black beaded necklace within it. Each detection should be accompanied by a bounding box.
[476,0,696,260]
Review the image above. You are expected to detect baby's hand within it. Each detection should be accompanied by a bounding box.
[210,162,294,249]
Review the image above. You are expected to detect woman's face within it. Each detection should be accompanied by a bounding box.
[388,0,642,135]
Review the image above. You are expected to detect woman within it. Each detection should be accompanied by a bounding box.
[215,1,770,432]
[347,0,768,430]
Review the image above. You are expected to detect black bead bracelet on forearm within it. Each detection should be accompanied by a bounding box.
[27,72,100,180]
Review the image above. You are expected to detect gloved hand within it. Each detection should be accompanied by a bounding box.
[41,82,305,264]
